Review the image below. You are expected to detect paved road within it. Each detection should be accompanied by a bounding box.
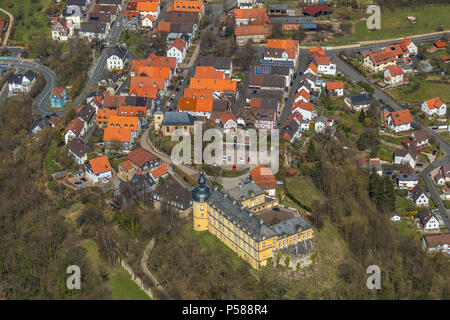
[0,8,14,47]
[74,20,124,108]
[279,49,310,124]
[328,43,450,230]
[0,57,62,115]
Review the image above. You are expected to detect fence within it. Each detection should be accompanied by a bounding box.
[118,257,154,300]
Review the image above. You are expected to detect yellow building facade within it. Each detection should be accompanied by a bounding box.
[192,172,314,270]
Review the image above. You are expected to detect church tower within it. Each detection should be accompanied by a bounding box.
[192,171,211,231]
[153,91,164,132]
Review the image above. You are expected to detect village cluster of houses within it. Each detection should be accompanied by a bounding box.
[232,2,331,44]
[280,45,338,142]
[52,0,125,42]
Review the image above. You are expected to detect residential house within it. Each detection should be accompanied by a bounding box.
[77,104,97,129]
[408,130,429,149]
[50,87,68,108]
[434,172,445,185]
[51,18,71,41]
[103,116,141,151]
[411,184,429,207]
[235,25,268,46]
[249,75,286,91]
[422,233,450,254]
[79,21,110,41]
[387,109,413,132]
[220,112,238,131]
[384,65,404,86]
[397,173,418,190]
[280,119,301,142]
[30,114,60,134]
[135,1,160,19]
[167,38,187,63]
[291,101,315,121]
[313,56,336,76]
[417,211,440,232]
[85,155,113,184]
[344,93,373,111]
[8,70,36,94]
[149,164,169,182]
[326,81,344,97]
[68,138,90,165]
[65,117,85,144]
[197,56,233,77]
[151,180,193,212]
[127,147,161,172]
[107,46,128,71]
[250,165,277,197]
[394,148,417,168]
[421,97,447,117]
[110,172,156,209]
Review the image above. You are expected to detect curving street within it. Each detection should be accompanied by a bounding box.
[0,57,62,116]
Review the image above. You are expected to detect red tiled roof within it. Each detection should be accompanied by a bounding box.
[326,81,344,90]
[425,97,444,110]
[128,147,158,168]
[434,42,447,48]
[390,109,413,126]
[303,4,332,16]
[387,65,403,77]
[150,164,168,180]
[88,156,112,175]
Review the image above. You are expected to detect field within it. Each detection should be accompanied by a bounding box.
[82,239,151,300]
[285,176,323,207]
[326,4,450,45]
[0,0,53,45]
[388,78,450,103]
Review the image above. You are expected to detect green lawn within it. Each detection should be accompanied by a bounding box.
[377,144,395,162]
[285,176,324,207]
[439,132,450,145]
[0,0,53,46]
[82,240,151,300]
[326,4,450,45]
[120,30,146,58]
[391,217,422,240]
[45,143,60,175]
[380,134,405,146]
[395,196,414,215]
[388,78,450,103]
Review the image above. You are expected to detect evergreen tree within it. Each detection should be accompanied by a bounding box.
[382,175,396,212]
[358,110,366,123]
[306,140,316,161]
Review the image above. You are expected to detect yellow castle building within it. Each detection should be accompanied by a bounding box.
[192,172,314,270]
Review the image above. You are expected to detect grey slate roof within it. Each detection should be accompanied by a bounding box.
[80,21,107,34]
[271,215,312,237]
[411,184,427,202]
[24,70,36,82]
[208,190,276,241]
[8,74,22,85]
[77,105,96,124]
[68,138,90,158]
[110,45,128,61]
[224,183,265,202]
[162,111,196,126]
[197,56,232,71]
[348,93,373,106]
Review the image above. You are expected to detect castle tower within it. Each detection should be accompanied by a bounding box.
[192,171,211,231]
[153,91,164,132]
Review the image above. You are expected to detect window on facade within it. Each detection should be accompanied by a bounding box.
[262,243,266,249]
[200,205,204,211]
